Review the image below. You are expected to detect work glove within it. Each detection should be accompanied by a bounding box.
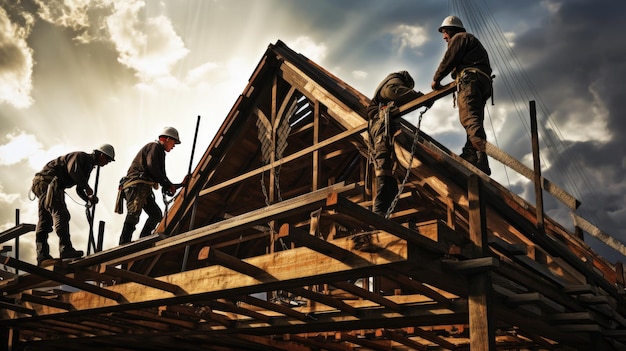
[87,194,99,206]
[164,184,176,197]
[181,174,191,187]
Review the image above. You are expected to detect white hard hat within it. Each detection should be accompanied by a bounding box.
[438,15,465,32]
[159,127,181,144]
[95,144,115,161]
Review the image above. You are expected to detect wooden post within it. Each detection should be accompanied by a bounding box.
[467,174,496,351]
[313,100,320,191]
[530,100,545,233]
[14,209,19,276]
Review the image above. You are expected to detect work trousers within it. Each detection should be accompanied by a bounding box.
[31,175,73,255]
[457,70,492,153]
[369,107,400,216]
[120,183,163,244]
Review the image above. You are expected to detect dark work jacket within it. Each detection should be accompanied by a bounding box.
[367,71,423,120]
[38,152,96,201]
[433,32,492,83]
[125,141,173,189]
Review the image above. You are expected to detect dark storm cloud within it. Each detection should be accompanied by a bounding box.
[512,0,626,259]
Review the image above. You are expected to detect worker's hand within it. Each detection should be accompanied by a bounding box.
[88,194,99,206]
[181,174,191,187]
[165,184,176,196]
[431,81,442,90]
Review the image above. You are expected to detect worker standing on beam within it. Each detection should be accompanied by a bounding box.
[432,15,493,175]
[354,71,428,252]
[116,127,188,244]
[31,144,116,265]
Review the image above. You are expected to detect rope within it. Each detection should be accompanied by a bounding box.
[385,106,429,219]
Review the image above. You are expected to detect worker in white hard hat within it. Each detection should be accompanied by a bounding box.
[432,15,493,175]
[116,127,188,245]
[31,144,115,265]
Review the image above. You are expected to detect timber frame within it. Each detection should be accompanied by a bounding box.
[1,40,626,351]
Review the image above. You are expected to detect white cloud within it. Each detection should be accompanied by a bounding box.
[34,0,92,30]
[0,131,41,166]
[106,0,189,83]
[390,24,428,53]
[352,70,368,80]
[0,7,34,108]
[0,131,74,170]
[291,36,327,64]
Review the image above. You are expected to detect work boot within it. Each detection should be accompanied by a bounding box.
[60,245,83,260]
[460,148,478,165]
[476,152,491,176]
[139,218,160,238]
[36,242,53,265]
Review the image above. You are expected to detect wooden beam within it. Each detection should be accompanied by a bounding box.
[0,224,35,244]
[19,293,73,311]
[396,82,457,116]
[98,265,181,294]
[0,300,36,315]
[467,174,496,351]
[485,142,579,210]
[571,213,626,258]
[381,329,428,351]
[331,281,401,311]
[281,224,372,267]
[198,246,273,281]
[0,255,121,302]
[236,294,309,321]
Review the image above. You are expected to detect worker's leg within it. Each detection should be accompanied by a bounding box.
[139,192,163,238]
[372,175,398,217]
[48,190,83,259]
[458,72,491,175]
[32,177,54,263]
[120,185,150,244]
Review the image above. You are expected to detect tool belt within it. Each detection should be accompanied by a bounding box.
[114,177,159,214]
[456,67,495,105]
[33,173,58,210]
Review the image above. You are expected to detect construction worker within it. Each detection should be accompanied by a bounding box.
[432,15,493,175]
[31,144,115,265]
[354,71,427,251]
[117,127,188,244]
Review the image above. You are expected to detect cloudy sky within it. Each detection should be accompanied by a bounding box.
[1,0,624,265]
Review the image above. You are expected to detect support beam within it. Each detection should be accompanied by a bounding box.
[467,174,496,351]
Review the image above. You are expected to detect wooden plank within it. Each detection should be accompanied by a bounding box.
[93,184,356,267]
[506,292,566,313]
[2,231,409,319]
[485,142,579,210]
[572,213,626,258]
[0,224,35,244]
[396,82,457,116]
[445,257,499,274]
